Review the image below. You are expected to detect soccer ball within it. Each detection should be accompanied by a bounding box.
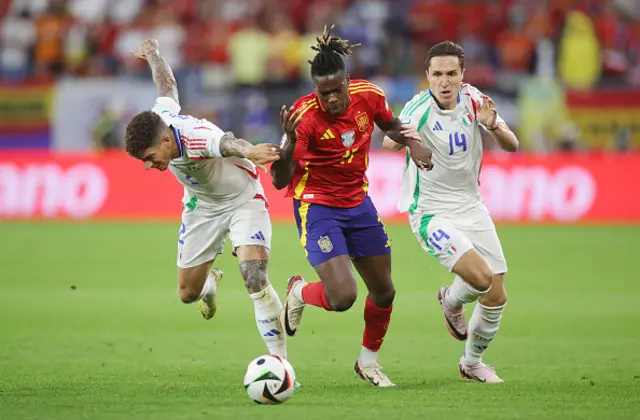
[243,355,296,404]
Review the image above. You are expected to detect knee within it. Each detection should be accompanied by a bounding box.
[370,286,395,308]
[327,289,357,312]
[469,266,493,292]
[178,283,201,304]
[482,286,507,307]
[239,260,268,294]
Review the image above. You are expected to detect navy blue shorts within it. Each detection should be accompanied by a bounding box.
[293,196,391,267]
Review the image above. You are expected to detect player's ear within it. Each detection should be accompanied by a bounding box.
[345,73,351,86]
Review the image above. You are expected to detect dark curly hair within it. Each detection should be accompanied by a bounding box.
[309,24,360,77]
[124,111,165,159]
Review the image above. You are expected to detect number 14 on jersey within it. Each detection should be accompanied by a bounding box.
[448,132,467,155]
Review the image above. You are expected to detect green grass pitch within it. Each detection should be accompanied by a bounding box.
[0,222,639,419]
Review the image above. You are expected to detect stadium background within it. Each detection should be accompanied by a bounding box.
[1,0,639,419]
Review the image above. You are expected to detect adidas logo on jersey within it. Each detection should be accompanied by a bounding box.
[321,129,336,140]
[250,231,266,241]
[433,121,444,131]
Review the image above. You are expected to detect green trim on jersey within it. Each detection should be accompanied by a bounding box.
[185,195,198,211]
[418,214,436,255]
[401,91,431,117]
[408,104,431,214]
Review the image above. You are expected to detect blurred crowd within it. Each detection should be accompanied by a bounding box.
[1,0,640,87]
[1,0,639,152]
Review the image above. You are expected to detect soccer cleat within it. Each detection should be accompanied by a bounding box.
[459,356,504,383]
[354,361,397,388]
[437,286,468,341]
[281,276,307,337]
[199,268,223,320]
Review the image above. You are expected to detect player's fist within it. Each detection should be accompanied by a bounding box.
[408,142,434,171]
[478,95,498,130]
[280,105,302,145]
[131,39,159,60]
[246,143,281,172]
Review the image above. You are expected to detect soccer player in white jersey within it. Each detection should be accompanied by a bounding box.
[124,39,288,360]
[383,41,519,383]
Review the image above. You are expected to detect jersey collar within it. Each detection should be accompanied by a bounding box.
[171,125,184,158]
[428,88,461,110]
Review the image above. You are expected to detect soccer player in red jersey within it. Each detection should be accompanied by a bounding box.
[270,25,433,387]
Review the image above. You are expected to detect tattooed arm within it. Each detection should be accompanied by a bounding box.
[132,39,179,104]
[219,132,252,158]
[219,132,281,169]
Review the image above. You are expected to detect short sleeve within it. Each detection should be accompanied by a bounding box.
[292,122,312,161]
[372,89,393,123]
[182,122,227,159]
[151,96,181,116]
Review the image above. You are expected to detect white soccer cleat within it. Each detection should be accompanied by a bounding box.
[459,356,504,383]
[354,362,397,388]
[281,276,307,337]
[199,268,222,320]
[437,286,468,341]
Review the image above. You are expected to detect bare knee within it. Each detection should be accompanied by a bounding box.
[480,275,507,307]
[468,266,493,292]
[327,289,357,312]
[239,260,268,294]
[178,266,209,303]
[370,285,395,308]
[178,283,202,303]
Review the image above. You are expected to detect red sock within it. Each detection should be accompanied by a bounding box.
[362,296,392,351]
[301,281,332,311]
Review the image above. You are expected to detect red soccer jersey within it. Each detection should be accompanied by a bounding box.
[285,80,394,208]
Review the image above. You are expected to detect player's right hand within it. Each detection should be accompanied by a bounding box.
[246,143,281,172]
[280,105,302,145]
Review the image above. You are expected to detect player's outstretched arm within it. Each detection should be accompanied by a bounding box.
[131,39,179,104]
[219,133,281,171]
[271,105,302,190]
[478,96,519,152]
[377,116,434,170]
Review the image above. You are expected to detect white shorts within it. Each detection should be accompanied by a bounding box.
[409,204,507,274]
[177,198,272,268]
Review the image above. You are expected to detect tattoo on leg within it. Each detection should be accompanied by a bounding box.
[239,260,268,294]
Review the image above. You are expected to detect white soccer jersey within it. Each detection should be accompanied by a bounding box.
[151,97,264,214]
[397,83,504,215]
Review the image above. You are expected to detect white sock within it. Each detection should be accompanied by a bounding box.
[196,273,217,301]
[358,346,378,366]
[464,303,505,365]
[444,276,488,310]
[250,284,287,359]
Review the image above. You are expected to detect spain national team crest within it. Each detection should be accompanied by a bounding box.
[341,130,356,147]
[355,111,370,132]
[318,235,333,253]
[462,111,474,127]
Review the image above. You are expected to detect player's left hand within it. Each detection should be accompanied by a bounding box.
[478,95,498,130]
[131,39,159,60]
[246,143,281,172]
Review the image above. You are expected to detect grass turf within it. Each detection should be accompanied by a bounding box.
[0,222,638,419]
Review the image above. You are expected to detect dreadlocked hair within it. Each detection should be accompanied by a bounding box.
[309,24,360,77]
